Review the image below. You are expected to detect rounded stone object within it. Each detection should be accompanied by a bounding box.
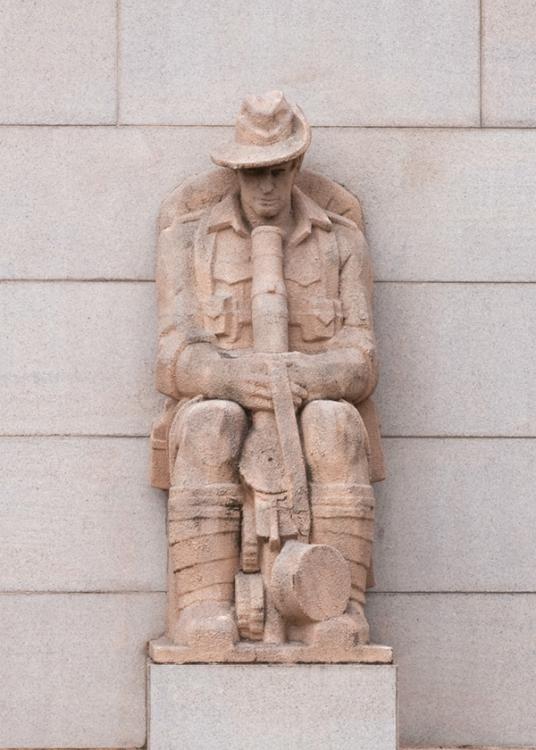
[270,541,351,623]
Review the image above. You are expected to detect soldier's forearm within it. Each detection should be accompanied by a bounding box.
[175,342,222,398]
[156,332,217,399]
[302,348,376,403]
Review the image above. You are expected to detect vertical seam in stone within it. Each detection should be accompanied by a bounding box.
[116,0,121,125]
[145,658,151,748]
[479,0,484,126]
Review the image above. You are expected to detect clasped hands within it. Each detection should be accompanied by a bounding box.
[175,343,339,412]
[214,351,312,412]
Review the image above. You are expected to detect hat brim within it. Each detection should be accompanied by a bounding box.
[210,109,311,169]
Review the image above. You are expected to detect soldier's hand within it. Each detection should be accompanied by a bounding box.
[176,345,308,410]
[242,353,308,410]
[280,349,369,403]
[222,366,274,411]
[281,351,321,400]
[211,353,308,411]
[234,353,308,410]
[288,381,308,409]
[220,353,308,411]
[177,345,271,410]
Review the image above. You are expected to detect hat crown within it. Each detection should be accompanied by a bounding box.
[236,90,294,147]
[210,90,311,169]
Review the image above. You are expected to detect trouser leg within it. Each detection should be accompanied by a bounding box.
[169,484,242,613]
[309,482,374,636]
[301,399,375,643]
[167,399,247,648]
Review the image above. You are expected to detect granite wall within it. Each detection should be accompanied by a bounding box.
[1,1,535,746]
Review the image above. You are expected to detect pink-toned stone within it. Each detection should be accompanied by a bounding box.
[149,638,393,665]
[150,91,388,663]
[270,541,350,623]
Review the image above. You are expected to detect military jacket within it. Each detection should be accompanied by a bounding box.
[154,185,384,483]
[158,186,376,383]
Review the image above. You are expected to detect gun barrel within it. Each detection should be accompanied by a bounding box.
[250,225,288,354]
[248,224,311,542]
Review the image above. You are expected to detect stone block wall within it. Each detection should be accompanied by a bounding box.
[1,1,535,747]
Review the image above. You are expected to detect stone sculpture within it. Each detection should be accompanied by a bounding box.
[149,91,390,664]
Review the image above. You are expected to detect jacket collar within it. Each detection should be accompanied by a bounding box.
[207,186,332,245]
[288,186,332,245]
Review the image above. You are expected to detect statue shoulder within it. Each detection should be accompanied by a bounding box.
[327,209,369,268]
[328,209,367,245]
[156,209,210,275]
[175,208,206,225]
[165,207,206,233]
[159,207,207,246]
[326,210,359,232]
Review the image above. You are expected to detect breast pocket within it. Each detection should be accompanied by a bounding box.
[296,298,343,342]
[204,293,237,339]
[285,255,321,288]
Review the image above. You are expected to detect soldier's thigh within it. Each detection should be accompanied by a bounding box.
[174,399,248,467]
[300,399,368,482]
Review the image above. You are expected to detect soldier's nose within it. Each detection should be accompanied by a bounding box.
[260,176,274,193]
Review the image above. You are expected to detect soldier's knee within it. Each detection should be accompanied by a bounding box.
[177,399,247,467]
[301,399,367,474]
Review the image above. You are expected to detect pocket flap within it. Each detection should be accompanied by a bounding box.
[311,298,336,325]
[205,293,229,319]
[214,260,252,284]
[285,260,321,287]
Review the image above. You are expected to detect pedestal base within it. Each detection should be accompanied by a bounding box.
[149,636,392,664]
[147,663,398,750]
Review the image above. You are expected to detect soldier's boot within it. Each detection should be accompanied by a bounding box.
[310,482,375,644]
[168,483,242,650]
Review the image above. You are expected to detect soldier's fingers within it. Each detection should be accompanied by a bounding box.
[290,382,308,399]
[248,383,272,401]
[248,396,273,411]
[248,374,271,389]
[247,390,273,409]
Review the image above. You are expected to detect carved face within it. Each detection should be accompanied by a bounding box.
[237,159,299,220]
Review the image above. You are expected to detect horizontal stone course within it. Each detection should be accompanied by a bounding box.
[374,283,536,437]
[374,438,536,592]
[482,0,536,126]
[0,127,227,281]
[367,593,536,747]
[1,592,532,747]
[0,0,116,124]
[0,592,165,747]
[120,0,479,126]
[1,282,534,437]
[0,282,158,435]
[2,436,534,595]
[314,128,536,282]
[3,127,536,282]
[0,437,166,592]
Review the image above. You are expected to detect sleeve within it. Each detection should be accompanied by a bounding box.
[155,216,215,399]
[328,224,379,401]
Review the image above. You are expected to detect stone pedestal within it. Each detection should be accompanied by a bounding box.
[147,663,398,750]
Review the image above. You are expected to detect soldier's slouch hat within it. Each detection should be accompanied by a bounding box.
[210,90,311,169]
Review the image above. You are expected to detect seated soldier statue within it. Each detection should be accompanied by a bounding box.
[150,90,386,662]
